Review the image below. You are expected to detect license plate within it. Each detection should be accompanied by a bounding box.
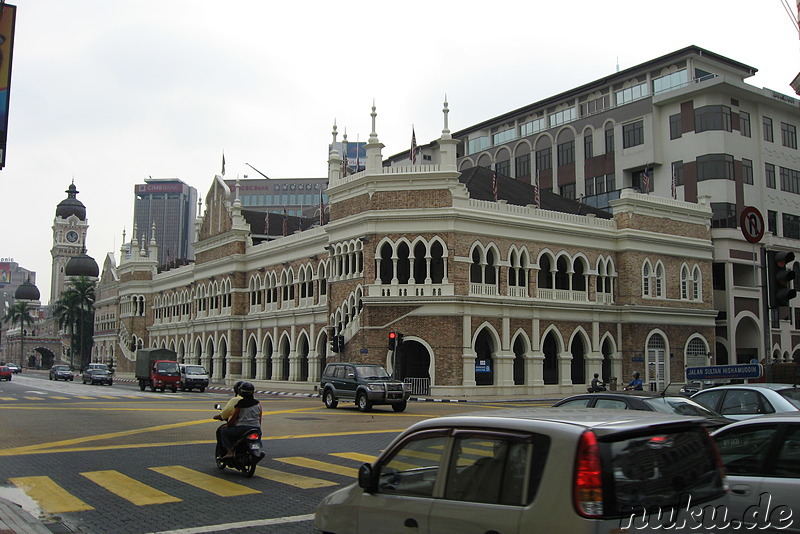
[250,444,260,450]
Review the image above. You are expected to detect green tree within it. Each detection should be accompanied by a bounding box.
[2,301,35,366]
[53,276,95,370]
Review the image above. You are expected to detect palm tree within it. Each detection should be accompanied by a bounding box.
[2,301,35,366]
[53,276,95,370]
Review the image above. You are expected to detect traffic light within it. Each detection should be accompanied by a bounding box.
[388,331,404,350]
[331,334,344,353]
[767,250,797,308]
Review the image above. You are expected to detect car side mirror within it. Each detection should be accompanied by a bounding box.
[358,463,377,493]
[213,404,221,410]
[348,373,356,379]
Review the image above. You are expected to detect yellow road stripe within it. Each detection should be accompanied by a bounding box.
[0,397,13,401]
[81,470,181,506]
[255,466,337,489]
[150,466,260,497]
[10,476,94,513]
[330,452,375,463]
[275,457,358,478]
[51,396,70,400]
[74,396,94,399]
[22,397,45,401]
[397,449,441,462]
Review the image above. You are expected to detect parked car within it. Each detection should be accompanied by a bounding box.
[552,392,733,429]
[0,366,11,381]
[82,368,113,386]
[712,414,800,532]
[87,363,110,372]
[49,364,74,381]
[678,380,723,396]
[319,362,411,412]
[314,408,728,534]
[179,364,209,392]
[691,383,800,420]
[5,363,21,374]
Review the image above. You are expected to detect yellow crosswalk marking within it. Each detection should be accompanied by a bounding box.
[81,470,181,506]
[255,466,337,489]
[51,396,70,400]
[275,457,358,478]
[150,466,260,497]
[330,452,375,463]
[0,397,14,401]
[10,476,94,513]
[74,396,94,400]
[23,397,45,401]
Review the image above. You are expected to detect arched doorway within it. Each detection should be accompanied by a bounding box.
[646,333,667,391]
[395,339,430,382]
[513,336,526,385]
[246,337,257,379]
[297,335,309,381]
[570,336,586,384]
[601,339,612,383]
[474,329,495,386]
[542,332,559,385]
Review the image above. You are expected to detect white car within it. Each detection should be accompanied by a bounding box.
[314,408,728,534]
[692,383,800,420]
[713,414,800,532]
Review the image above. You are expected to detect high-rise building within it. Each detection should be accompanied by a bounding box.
[133,178,197,267]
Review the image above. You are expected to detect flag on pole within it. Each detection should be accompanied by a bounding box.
[319,193,325,226]
[534,170,541,208]
[642,167,650,194]
[282,207,288,236]
[355,137,360,172]
[577,195,584,215]
[492,170,498,201]
[410,127,418,164]
[671,168,677,200]
[264,212,270,236]
[221,152,226,176]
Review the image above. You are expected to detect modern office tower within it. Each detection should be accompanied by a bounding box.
[133,178,198,267]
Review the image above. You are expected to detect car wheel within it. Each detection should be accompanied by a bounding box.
[171,386,177,393]
[69,377,74,381]
[356,392,372,412]
[392,401,407,413]
[150,384,157,392]
[199,387,205,393]
[49,375,53,380]
[139,382,146,391]
[323,390,339,409]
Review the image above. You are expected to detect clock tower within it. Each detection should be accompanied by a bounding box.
[50,182,89,304]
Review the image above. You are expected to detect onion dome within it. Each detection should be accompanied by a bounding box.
[55,183,87,221]
[14,278,40,301]
[65,248,99,278]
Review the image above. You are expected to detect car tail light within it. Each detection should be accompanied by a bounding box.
[247,433,260,440]
[574,430,603,518]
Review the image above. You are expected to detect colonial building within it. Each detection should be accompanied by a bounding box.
[96,101,716,396]
[387,45,800,366]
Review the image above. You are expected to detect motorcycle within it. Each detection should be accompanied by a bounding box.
[213,404,265,477]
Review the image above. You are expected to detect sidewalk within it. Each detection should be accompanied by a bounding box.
[0,498,57,534]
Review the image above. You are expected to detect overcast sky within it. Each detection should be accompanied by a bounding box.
[2,0,798,304]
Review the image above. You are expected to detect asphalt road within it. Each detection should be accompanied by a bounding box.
[0,372,529,533]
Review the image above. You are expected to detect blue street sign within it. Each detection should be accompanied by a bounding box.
[686,364,762,381]
[475,360,492,373]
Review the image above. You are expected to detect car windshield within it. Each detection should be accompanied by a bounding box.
[355,365,389,379]
[643,397,722,418]
[156,362,179,373]
[778,388,800,408]
[184,366,206,375]
[54,366,69,371]
[89,369,107,375]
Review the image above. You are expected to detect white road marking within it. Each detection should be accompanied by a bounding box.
[144,513,316,533]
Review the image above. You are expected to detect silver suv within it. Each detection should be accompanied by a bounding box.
[320,363,411,412]
[314,409,729,534]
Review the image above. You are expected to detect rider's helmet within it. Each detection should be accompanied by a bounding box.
[233,380,244,396]
[633,371,640,378]
[593,373,599,378]
[238,381,255,397]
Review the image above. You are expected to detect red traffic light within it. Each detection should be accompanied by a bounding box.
[389,332,397,340]
[775,251,795,268]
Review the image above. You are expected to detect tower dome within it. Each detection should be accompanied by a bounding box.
[65,248,99,278]
[55,183,87,221]
[14,278,40,301]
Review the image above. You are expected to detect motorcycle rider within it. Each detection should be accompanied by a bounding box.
[213,380,243,453]
[217,381,262,460]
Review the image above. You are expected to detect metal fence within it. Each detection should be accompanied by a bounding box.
[404,377,430,396]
